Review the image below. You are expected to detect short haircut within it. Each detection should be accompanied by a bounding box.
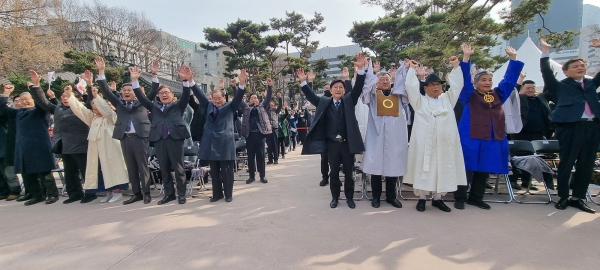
[211,89,225,97]
[330,79,345,89]
[522,80,535,86]
[376,71,391,78]
[121,83,132,89]
[19,92,32,98]
[474,71,493,83]
[158,85,172,93]
[562,58,586,71]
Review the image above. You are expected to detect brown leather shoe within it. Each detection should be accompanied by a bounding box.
[5,195,19,201]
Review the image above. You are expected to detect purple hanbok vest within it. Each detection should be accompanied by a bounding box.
[469,90,505,140]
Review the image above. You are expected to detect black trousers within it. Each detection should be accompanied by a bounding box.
[371,175,397,200]
[247,132,266,178]
[121,135,151,194]
[266,130,279,162]
[0,159,21,196]
[290,134,297,150]
[22,171,52,198]
[61,153,86,198]
[320,153,329,181]
[454,171,489,202]
[209,160,234,199]
[555,121,600,199]
[154,136,186,198]
[278,137,286,158]
[510,130,545,141]
[298,128,307,144]
[327,140,354,199]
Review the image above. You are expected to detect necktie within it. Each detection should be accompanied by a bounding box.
[161,105,168,138]
[335,100,340,110]
[125,101,132,132]
[582,81,593,116]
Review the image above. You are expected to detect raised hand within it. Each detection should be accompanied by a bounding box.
[109,81,117,91]
[94,57,105,73]
[409,60,418,69]
[505,46,517,60]
[462,43,474,62]
[519,71,527,79]
[150,60,159,75]
[46,89,55,99]
[239,69,247,85]
[389,66,397,81]
[218,79,225,89]
[296,68,307,82]
[178,66,193,81]
[83,70,93,85]
[92,87,99,98]
[341,67,349,80]
[129,66,141,82]
[352,53,366,70]
[592,38,600,48]
[28,70,41,87]
[266,78,273,87]
[449,56,459,68]
[277,92,282,98]
[3,84,14,96]
[373,61,381,73]
[403,58,411,70]
[416,64,428,79]
[540,38,551,54]
[230,78,237,87]
[307,70,316,82]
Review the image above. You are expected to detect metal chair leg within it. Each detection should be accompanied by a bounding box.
[483,174,514,203]
[587,189,600,205]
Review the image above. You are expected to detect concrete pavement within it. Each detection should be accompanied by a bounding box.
[0,147,599,270]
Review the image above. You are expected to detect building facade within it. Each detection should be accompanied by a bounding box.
[582,3,600,28]
[290,44,362,80]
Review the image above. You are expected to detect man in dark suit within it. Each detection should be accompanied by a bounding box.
[192,69,246,203]
[131,66,191,205]
[30,85,91,204]
[95,57,153,205]
[239,78,273,184]
[0,88,21,201]
[540,38,600,213]
[298,53,367,209]
[509,77,555,191]
[266,93,282,164]
[0,76,59,206]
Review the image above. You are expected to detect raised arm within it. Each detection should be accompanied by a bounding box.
[446,56,464,107]
[229,69,248,110]
[94,57,122,106]
[26,70,56,113]
[405,62,422,110]
[94,96,117,124]
[297,68,320,106]
[458,43,475,105]
[262,78,273,109]
[129,66,154,110]
[0,85,17,117]
[539,39,559,101]
[147,60,160,101]
[67,93,93,126]
[191,83,209,109]
[495,46,524,103]
[350,53,367,105]
[591,39,600,87]
[176,66,193,111]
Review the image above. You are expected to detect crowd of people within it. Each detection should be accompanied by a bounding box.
[0,38,599,215]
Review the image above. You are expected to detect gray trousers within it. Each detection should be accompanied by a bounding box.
[121,135,151,195]
[0,159,21,195]
[154,136,186,198]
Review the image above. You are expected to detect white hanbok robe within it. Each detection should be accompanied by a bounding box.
[403,67,467,194]
[361,64,409,177]
[68,95,129,190]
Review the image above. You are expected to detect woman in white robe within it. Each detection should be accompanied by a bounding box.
[403,57,467,212]
[68,82,129,203]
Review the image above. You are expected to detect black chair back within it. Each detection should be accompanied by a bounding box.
[235,139,246,151]
[183,145,199,157]
[508,140,535,156]
[530,140,560,154]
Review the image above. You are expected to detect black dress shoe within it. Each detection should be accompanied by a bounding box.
[555,198,569,210]
[371,197,380,208]
[16,194,32,202]
[511,183,522,190]
[178,197,186,204]
[267,161,273,165]
[467,200,491,210]
[319,179,329,186]
[210,196,223,202]
[246,177,255,184]
[568,199,596,214]
[454,201,465,210]
[260,177,268,183]
[24,197,45,206]
[485,182,493,189]
[274,160,279,164]
[123,194,143,205]
[386,199,403,208]
[347,199,356,209]
[157,196,176,205]
[416,199,426,212]
[432,199,451,212]
[225,197,232,202]
[63,194,84,204]
[330,199,338,208]
[143,193,151,204]
[525,185,539,191]
[45,196,58,205]
[80,194,97,204]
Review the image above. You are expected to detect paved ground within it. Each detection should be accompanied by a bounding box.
[1,147,600,270]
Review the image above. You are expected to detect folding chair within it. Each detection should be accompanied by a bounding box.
[508,140,554,204]
[147,147,164,198]
[479,141,527,204]
[183,144,199,197]
[586,144,600,205]
[52,155,67,197]
[234,139,248,179]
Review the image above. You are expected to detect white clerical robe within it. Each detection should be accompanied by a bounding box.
[403,67,467,193]
[361,64,409,177]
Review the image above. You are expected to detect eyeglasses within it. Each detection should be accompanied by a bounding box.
[158,91,171,96]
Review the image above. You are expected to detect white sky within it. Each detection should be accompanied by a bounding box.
[79,0,600,50]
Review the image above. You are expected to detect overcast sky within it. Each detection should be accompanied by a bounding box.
[79,0,598,51]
